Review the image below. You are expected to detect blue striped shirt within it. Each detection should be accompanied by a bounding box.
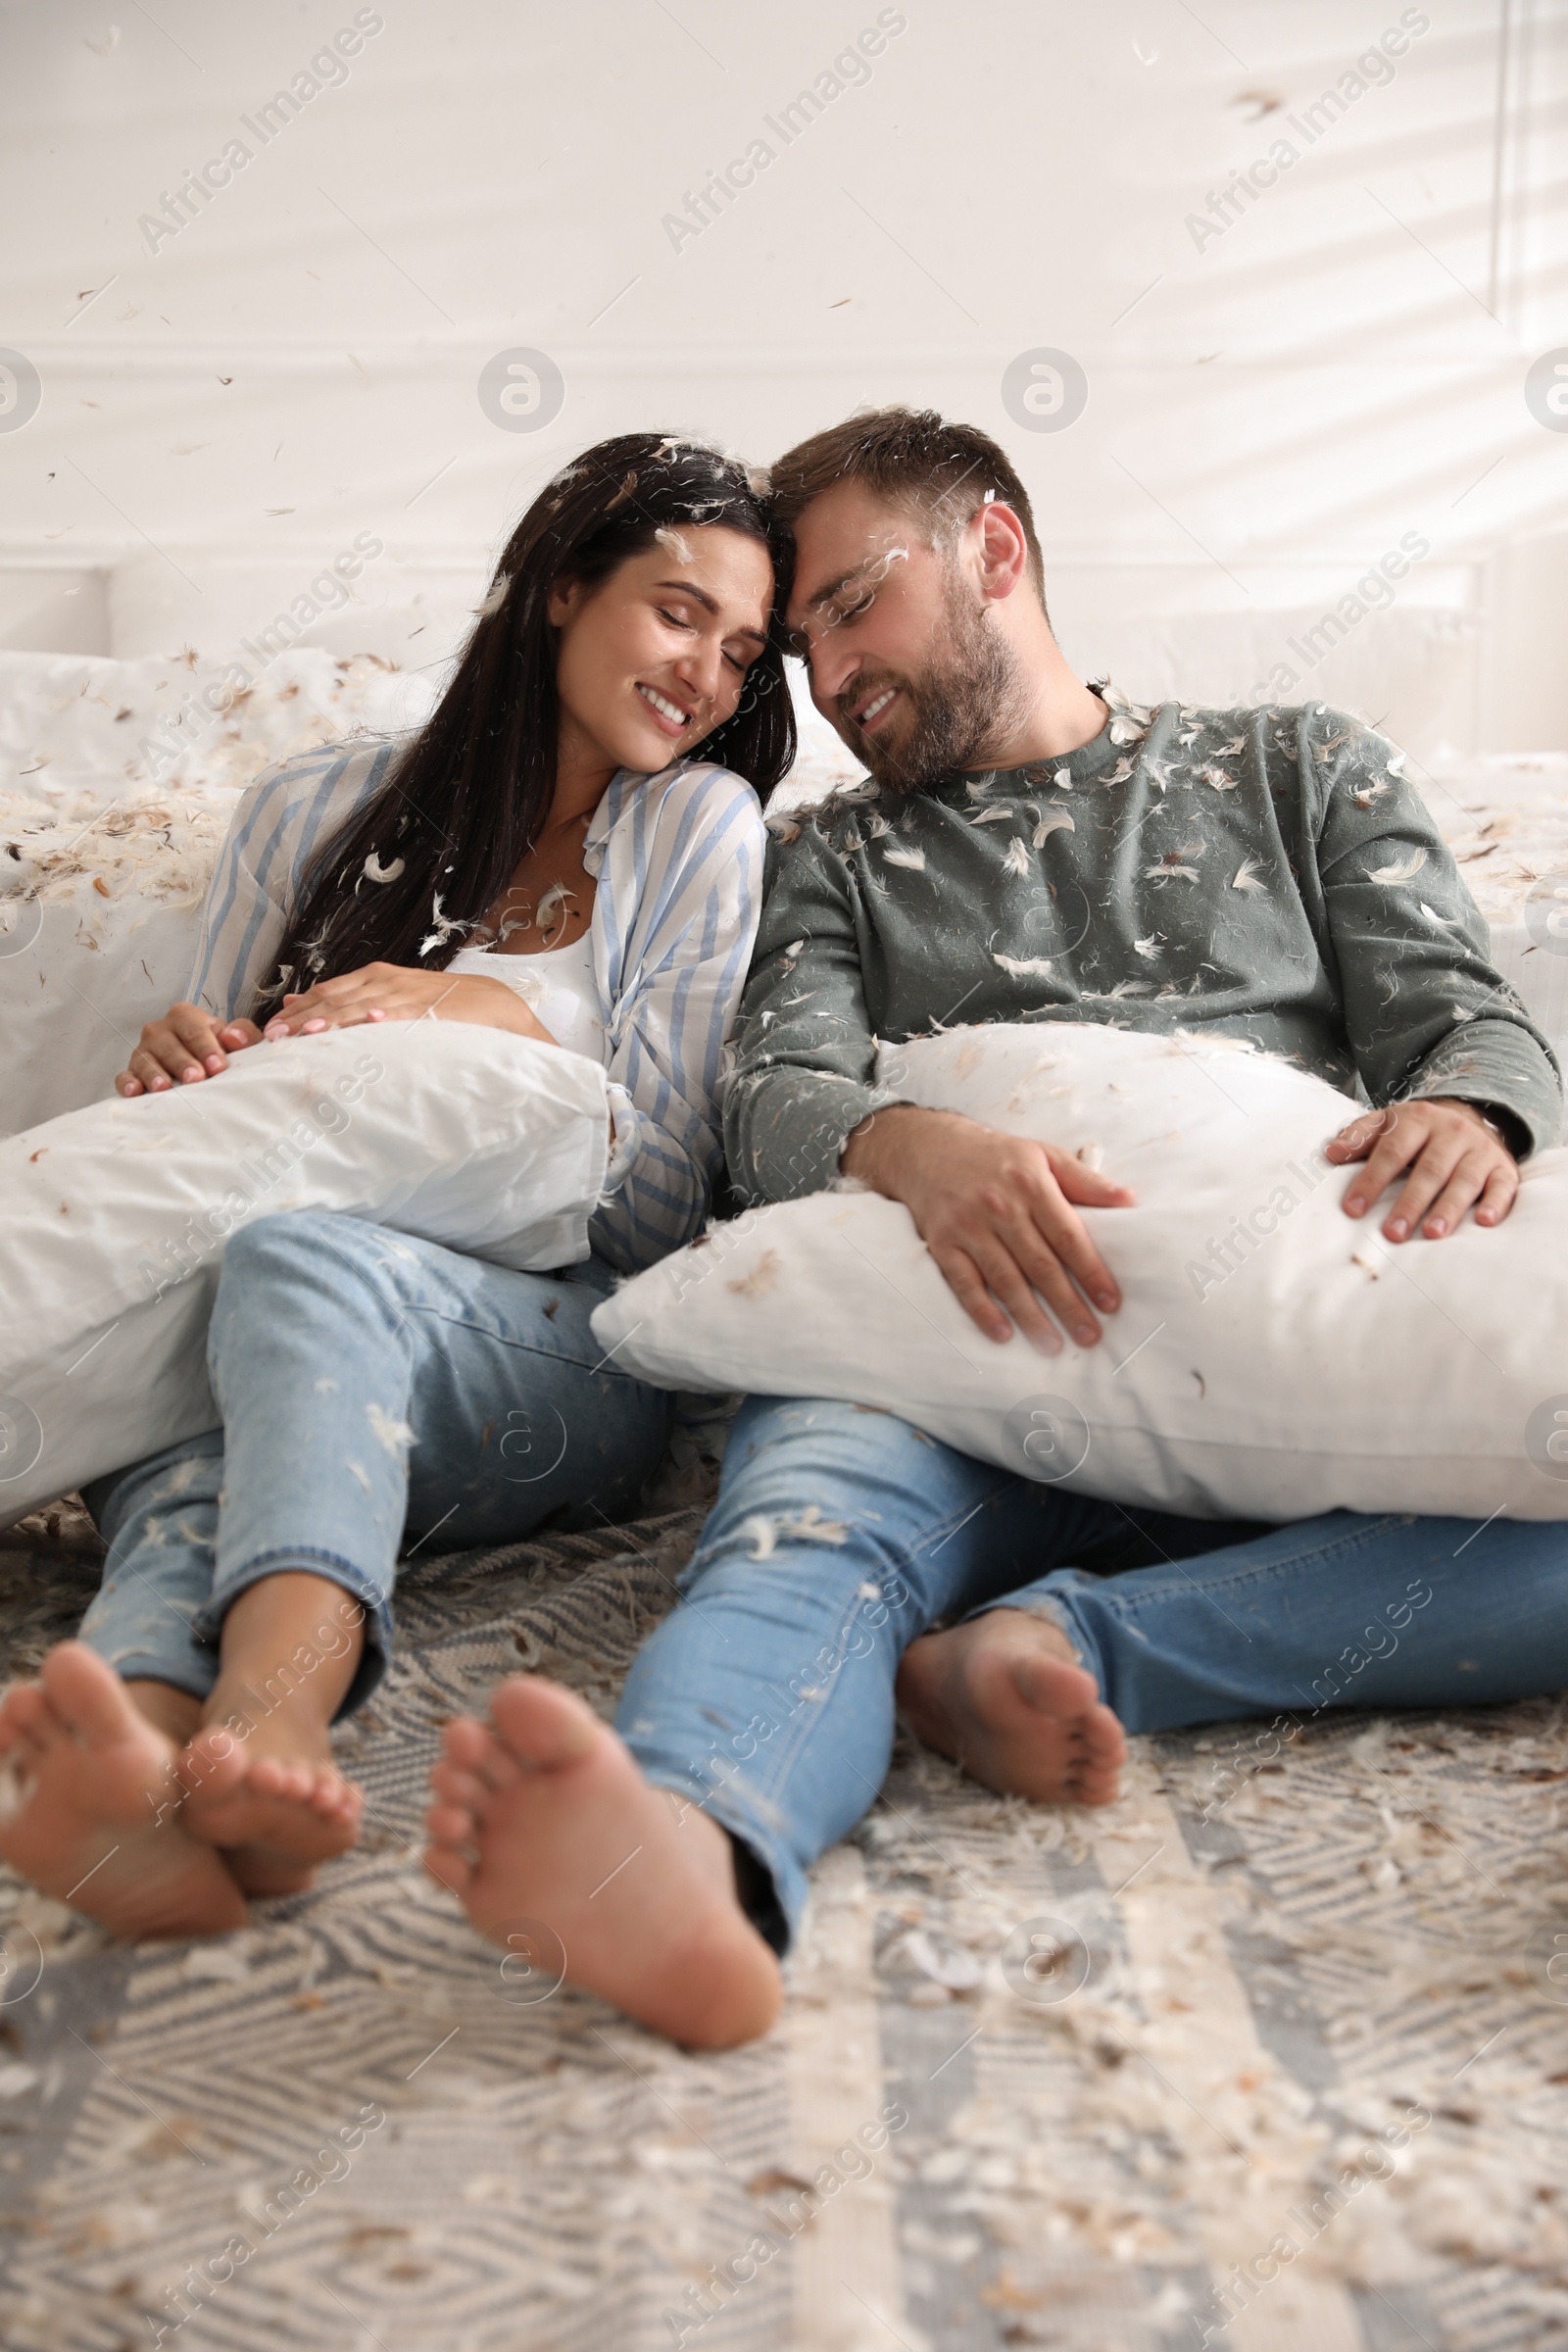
[187,739,766,1273]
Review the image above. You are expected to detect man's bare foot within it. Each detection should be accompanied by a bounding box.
[179,1718,363,1896]
[0,1644,247,1938]
[897,1607,1127,1805]
[423,1676,781,2050]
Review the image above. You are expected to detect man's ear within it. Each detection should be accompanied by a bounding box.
[971,501,1031,605]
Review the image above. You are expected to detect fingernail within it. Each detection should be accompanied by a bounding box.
[204,1054,224,1072]
[1424,1218,1446,1238]
[180,1065,203,1083]
[303,1018,327,1034]
[1345,1197,1364,1216]
[1075,1326,1099,1348]
[1096,1291,1117,1311]
[1387,1218,1408,1240]
[150,1074,171,1091]
[264,1022,288,1040]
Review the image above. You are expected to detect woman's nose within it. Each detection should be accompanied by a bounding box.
[675,638,723,704]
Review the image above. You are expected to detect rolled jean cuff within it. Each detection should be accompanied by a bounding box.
[78,1638,219,1706]
[632,1761,805,1957]
[192,1549,393,1721]
[959,1573,1103,1690]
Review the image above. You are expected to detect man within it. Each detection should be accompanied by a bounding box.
[425,410,1566,2049]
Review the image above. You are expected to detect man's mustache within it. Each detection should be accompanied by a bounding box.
[835,673,907,733]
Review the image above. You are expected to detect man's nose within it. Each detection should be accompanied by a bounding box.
[808,631,858,709]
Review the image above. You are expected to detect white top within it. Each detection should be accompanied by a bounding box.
[448,931,606,1066]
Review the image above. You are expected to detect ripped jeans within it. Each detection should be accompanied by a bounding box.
[614,1396,1568,1950]
[79,1210,672,1711]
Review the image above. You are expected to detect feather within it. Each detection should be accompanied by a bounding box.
[417,893,468,958]
[1213,735,1247,757]
[1003,836,1030,876]
[1198,763,1239,791]
[883,844,926,870]
[764,811,802,842]
[1367,847,1427,885]
[1133,933,1162,959]
[1054,765,1073,790]
[472,576,511,619]
[1387,750,1406,776]
[1088,977,1154,999]
[969,806,1015,824]
[1102,757,1137,786]
[1231,858,1267,892]
[1351,783,1390,808]
[993,952,1054,978]
[1147,861,1200,883]
[535,880,575,941]
[362,852,405,884]
[865,810,891,838]
[1033,809,1076,845]
[1418,901,1463,929]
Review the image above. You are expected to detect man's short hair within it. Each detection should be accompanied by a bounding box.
[766,406,1048,606]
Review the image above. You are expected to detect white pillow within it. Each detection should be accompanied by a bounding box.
[0,1024,609,1522]
[591,1023,1568,1523]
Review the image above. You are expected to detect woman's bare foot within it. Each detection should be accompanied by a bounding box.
[177,1572,367,1894]
[423,1676,781,2050]
[179,1726,364,1895]
[896,1607,1127,1805]
[0,1644,247,1938]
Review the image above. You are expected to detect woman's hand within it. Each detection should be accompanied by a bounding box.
[260,961,555,1046]
[117,1004,265,1097]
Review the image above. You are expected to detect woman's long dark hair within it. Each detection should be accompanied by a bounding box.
[257,433,796,1012]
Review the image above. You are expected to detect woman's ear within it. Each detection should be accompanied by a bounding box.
[546,573,584,628]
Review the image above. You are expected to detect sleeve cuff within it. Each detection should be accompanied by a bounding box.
[742,1072,882,1200]
[602,1081,640,1193]
[1401,1019,1563,1158]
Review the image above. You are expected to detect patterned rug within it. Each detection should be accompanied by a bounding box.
[1,1506,1565,2352]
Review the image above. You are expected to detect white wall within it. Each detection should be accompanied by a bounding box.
[2,0,1565,751]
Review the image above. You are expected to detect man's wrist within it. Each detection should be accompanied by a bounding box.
[1424,1095,1527,1158]
[840,1102,921,1189]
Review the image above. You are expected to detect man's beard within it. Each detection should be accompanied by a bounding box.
[837,572,1029,793]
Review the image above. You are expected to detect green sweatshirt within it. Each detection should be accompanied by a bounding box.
[724,692,1561,1203]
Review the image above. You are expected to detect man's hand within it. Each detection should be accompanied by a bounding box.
[841,1103,1134,1352]
[1326,1097,1518,1239]
[117,1004,264,1097]
[260,962,555,1047]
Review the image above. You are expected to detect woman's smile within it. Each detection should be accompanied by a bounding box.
[635,680,698,736]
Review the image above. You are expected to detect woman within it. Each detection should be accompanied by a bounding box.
[0,433,794,1940]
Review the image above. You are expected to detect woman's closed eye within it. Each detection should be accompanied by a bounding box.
[658,605,751,675]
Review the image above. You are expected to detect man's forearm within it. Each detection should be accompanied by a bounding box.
[724,1063,882,1203]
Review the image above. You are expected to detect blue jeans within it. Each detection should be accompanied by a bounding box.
[79,1211,672,1711]
[614,1396,1568,1951]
